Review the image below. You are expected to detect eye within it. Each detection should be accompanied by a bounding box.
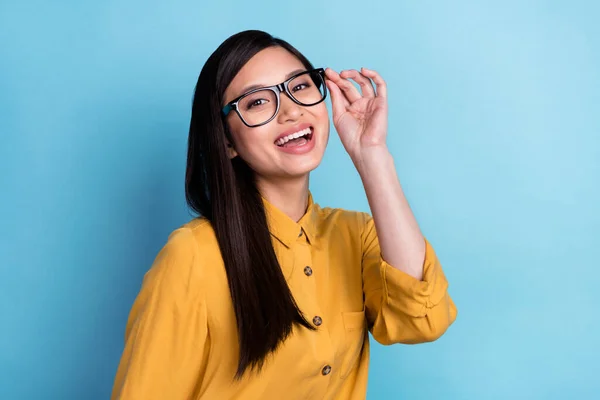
[292,81,311,92]
[246,98,269,110]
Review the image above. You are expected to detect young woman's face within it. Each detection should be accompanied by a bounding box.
[222,46,330,181]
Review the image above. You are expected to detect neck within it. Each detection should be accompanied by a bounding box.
[257,175,310,222]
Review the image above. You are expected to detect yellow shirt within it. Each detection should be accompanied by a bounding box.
[111,193,457,400]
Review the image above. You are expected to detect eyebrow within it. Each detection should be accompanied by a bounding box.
[237,68,306,97]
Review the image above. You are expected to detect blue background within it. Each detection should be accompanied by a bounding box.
[1,1,599,399]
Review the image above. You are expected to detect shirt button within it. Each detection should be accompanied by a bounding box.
[321,365,332,376]
[304,266,313,276]
[313,316,322,326]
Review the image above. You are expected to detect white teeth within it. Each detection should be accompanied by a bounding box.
[275,127,312,146]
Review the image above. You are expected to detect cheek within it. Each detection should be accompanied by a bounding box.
[315,104,330,135]
[229,123,272,158]
[316,103,329,123]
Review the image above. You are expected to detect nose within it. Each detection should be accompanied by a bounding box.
[277,92,303,123]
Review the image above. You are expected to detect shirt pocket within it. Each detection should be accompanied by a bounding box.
[339,309,367,379]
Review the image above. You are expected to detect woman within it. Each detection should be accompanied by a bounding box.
[111,30,457,400]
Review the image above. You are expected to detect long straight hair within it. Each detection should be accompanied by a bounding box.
[185,30,316,379]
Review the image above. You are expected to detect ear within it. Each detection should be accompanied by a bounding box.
[226,142,238,159]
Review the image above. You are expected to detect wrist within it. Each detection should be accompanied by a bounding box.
[352,145,393,176]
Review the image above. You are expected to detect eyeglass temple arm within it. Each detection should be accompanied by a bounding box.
[222,104,234,116]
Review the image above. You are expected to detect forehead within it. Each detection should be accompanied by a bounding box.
[224,46,306,102]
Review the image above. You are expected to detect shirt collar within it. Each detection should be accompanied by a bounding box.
[261,191,319,248]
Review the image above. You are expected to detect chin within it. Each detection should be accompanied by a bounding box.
[279,157,322,179]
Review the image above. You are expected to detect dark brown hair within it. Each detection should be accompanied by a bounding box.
[185,30,315,380]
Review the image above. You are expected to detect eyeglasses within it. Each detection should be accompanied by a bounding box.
[222,68,327,128]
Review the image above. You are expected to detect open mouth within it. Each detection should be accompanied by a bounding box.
[275,127,314,148]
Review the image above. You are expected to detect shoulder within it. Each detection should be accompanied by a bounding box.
[313,203,372,235]
[181,216,220,254]
[144,217,220,297]
[166,216,222,270]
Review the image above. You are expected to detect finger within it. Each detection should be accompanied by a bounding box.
[361,67,387,98]
[325,68,362,103]
[325,79,347,120]
[340,69,375,98]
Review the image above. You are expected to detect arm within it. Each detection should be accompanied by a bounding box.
[361,211,457,344]
[111,228,209,399]
[325,67,457,343]
[357,146,456,344]
[357,146,425,280]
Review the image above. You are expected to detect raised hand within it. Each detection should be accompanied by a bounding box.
[324,67,389,165]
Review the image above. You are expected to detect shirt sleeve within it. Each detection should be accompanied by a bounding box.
[361,213,458,345]
[111,228,209,400]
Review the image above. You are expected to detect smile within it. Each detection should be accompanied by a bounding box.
[274,126,316,155]
[275,127,313,147]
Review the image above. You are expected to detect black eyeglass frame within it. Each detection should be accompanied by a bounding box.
[221,68,327,128]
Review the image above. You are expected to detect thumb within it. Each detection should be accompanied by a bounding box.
[326,79,346,121]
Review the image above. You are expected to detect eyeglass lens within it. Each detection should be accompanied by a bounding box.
[238,70,325,126]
